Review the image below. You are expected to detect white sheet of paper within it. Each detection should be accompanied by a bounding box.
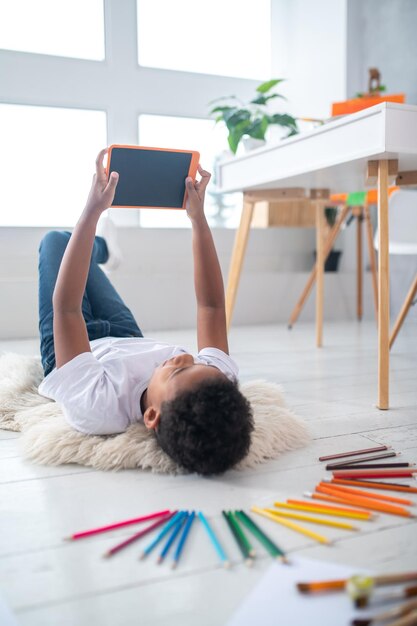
[227,556,369,626]
[0,595,19,626]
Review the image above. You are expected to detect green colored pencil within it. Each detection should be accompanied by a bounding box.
[236,510,289,563]
[229,512,256,558]
[222,511,253,566]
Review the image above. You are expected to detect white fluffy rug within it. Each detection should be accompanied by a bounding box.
[0,352,310,474]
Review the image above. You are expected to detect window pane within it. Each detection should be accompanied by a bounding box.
[137,0,271,79]
[0,0,104,60]
[138,115,241,228]
[0,104,107,226]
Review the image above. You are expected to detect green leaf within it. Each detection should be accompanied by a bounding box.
[250,93,286,105]
[227,119,251,154]
[378,85,387,92]
[224,109,251,131]
[256,79,285,94]
[246,115,269,140]
[209,106,235,115]
[269,113,298,130]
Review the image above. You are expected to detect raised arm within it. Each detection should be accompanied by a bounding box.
[185,165,229,354]
[52,149,119,368]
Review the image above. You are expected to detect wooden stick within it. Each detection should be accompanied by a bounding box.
[390,274,417,349]
[357,207,363,320]
[225,199,254,330]
[377,159,390,409]
[364,203,378,321]
[315,200,326,347]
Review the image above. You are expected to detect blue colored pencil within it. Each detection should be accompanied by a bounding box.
[172,511,195,569]
[198,511,230,569]
[139,511,183,560]
[157,513,187,564]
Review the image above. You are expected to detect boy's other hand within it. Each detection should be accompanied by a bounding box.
[84,148,119,217]
[185,164,211,222]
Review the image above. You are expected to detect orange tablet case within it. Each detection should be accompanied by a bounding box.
[106,144,200,210]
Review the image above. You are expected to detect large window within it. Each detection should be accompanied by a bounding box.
[0,104,107,226]
[0,0,105,60]
[138,114,241,228]
[137,0,271,79]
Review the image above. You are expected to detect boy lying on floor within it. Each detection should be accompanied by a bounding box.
[38,149,253,475]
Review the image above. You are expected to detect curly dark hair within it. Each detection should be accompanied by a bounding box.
[155,378,254,476]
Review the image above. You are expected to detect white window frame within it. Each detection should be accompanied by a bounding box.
[0,0,270,227]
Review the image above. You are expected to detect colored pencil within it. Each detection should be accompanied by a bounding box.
[304,491,384,514]
[198,512,230,568]
[319,445,390,462]
[331,478,417,493]
[172,511,195,569]
[139,511,184,559]
[316,485,414,517]
[351,599,417,626]
[230,512,256,558]
[328,463,413,470]
[65,509,172,541]
[320,481,414,506]
[297,572,417,594]
[222,511,253,565]
[103,512,173,558]
[157,513,187,564]
[325,452,399,469]
[251,507,331,545]
[333,469,417,479]
[265,507,358,531]
[287,492,375,519]
[235,510,289,562]
[275,500,373,520]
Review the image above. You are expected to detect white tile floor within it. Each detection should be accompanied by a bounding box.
[1,321,417,626]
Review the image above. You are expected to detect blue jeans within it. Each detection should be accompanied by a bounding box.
[38,230,143,376]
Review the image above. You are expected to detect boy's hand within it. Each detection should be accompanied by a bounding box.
[185,164,211,222]
[83,148,119,217]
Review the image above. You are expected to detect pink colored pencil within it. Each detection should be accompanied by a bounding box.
[65,509,171,540]
[319,445,390,462]
[104,513,175,558]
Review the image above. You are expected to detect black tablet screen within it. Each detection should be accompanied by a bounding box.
[109,147,193,208]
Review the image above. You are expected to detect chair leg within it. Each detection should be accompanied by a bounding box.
[288,205,350,328]
[364,204,378,322]
[225,200,254,330]
[356,208,363,321]
[377,160,390,410]
[389,274,417,349]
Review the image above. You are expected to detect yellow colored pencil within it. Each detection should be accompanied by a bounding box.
[264,508,357,531]
[251,507,331,545]
[273,501,372,521]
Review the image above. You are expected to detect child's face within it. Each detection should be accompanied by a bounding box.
[146,353,226,411]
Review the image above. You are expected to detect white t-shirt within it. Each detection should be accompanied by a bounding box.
[38,336,238,436]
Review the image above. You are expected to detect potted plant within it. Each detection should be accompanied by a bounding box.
[208,79,298,155]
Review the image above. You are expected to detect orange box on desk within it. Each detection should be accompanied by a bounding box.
[331,93,405,116]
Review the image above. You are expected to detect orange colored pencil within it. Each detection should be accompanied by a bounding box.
[316,485,413,517]
[331,478,417,494]
[320,481,413,506]
[287,499,373,519]
[304,491,381,513]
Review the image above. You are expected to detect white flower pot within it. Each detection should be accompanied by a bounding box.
[242,137,267,152]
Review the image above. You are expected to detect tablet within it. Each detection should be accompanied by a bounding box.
[106,145,200,209]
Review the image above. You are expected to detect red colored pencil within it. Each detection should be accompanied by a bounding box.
[103,512,174,558]
[319,445,390,462]
[65,509,171,541]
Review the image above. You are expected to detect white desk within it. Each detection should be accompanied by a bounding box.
[216,102,417,410]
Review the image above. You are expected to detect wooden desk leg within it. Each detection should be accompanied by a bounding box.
[364,204,378,322]
[315,201,325,347]
[377,160,390,409]
[225,200,254,330]
[357,208,363,321]
[288,205,350,328]
[389,274,417,349]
